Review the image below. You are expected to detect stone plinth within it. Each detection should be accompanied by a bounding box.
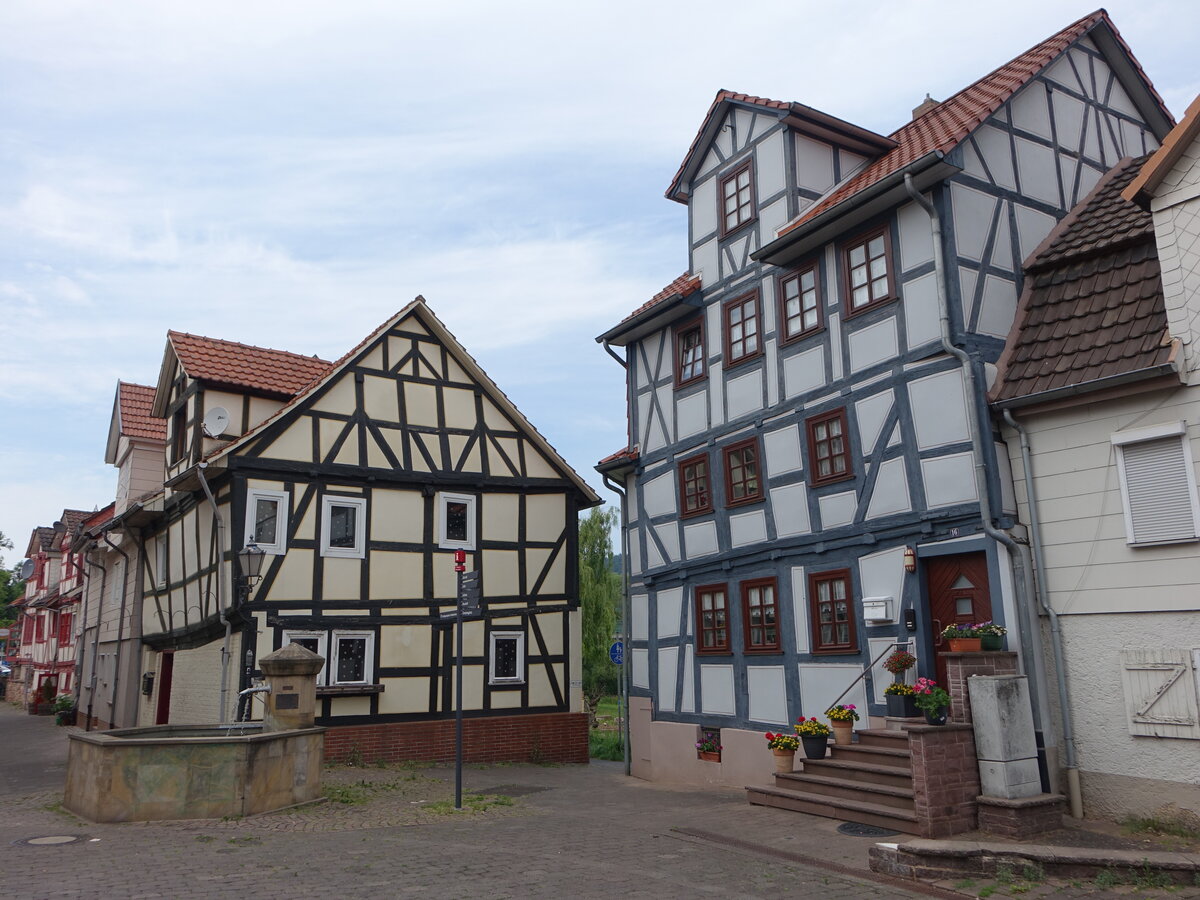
[969,674,1041,799]
[944,651,1018,724]
[908,723,981,838]
[977,793,1066,839]
[258,643,324,732]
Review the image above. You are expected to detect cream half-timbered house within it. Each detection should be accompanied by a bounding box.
[138,299,600,761]
[597,10,1175,787]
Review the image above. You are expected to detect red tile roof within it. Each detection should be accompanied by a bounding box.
[615,273,702,328]
[991,156,1174,406]
[168,331,333,398]
[596,446,639,467]
[117,382,166,441]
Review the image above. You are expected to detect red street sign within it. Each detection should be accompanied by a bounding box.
[454,549,466,572]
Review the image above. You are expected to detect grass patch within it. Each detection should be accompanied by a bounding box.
[590,729,624,761]
[595,695,620,719]
[1132,861,1174,889]
[324,781,374,805]
[977,885,996,898]
[1123,814,1200,842]
[426,794,515,814]
[1094,868,1119,888]
[953,878,976,889]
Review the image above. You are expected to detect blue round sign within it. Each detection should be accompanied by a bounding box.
[608,640,624,666]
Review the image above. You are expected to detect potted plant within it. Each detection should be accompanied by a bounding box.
[695,730,722,762]
[52,693,76,727]
[941,623,982,652]
[764,731,799,773]
[913,676,951,725]
[884,682,919,718]
[825,703,859,744]
[794,717,831,759]
[883,649,916,682]
[976,621,1007,651]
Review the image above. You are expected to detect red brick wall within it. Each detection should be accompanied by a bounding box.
[324,712,590,765]
[945,651,1018,724]
[909,723,981,838]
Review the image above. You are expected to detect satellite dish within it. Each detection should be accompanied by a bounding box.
[19,559,35,581]
[202,406,230,438]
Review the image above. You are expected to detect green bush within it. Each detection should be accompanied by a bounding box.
[589,730,623,761]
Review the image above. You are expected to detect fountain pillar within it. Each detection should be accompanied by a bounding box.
[258,643,325,732]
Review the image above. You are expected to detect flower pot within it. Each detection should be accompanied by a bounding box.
[830,721,854,745]
[772,748,796,773]
[980,633,1004,651]
[698,750,720,762]
[886,694,919,718]
[801,735,829,760]
[948,637,982,652]
[923,707,948,726]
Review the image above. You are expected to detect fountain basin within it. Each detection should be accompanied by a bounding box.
[63,723,325,822]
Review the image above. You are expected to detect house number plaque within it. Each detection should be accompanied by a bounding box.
[275,693,299,710]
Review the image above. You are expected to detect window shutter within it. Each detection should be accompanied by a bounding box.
[1119,436,1198,544]
[1119,649,1200,740]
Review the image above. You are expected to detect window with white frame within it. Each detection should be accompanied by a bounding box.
[489,631,525,685]
[1112,422,1200,545]
[283,629,374,686]
[246,489,289,554]
[437,492,476,550]
[320,496,367,558]
[155,537,168,589]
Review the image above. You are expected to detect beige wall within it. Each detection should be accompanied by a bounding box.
[167,637,229,723]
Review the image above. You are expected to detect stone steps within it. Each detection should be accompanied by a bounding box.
[774,771,916,811]
[746,783,920,834]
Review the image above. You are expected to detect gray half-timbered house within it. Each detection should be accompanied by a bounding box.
[136,299,600,762]
[596,10,1175,786]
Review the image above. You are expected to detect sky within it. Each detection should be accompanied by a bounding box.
[2,0,1198,563]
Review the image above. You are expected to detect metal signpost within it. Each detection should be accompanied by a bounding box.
[452,556,482,810]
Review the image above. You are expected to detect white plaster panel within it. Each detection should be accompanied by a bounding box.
[897,200,933,271]
[654,522,680,566]
[865,456,912,519]
[921,452,979,508]
[794,134,835,193]
[1043,54,1085,93]
[676,391,708,440]
[975,125,1017,190]
[631,648,649,689]
[818,490,857,529]
[1076,162,1104,202]
[1015,137,1061,205]
[1010,83,1052,140]
[909,368,970,450]
[764,425,803,476]
[951,183,996,261]
[962,141,989,184]
[700,664,736,716]
[750,113,774,143]
[855,389,894,456]
[658,647,678,713]
[869,637,896,704]
[715,114,733,157]
[1119,119,1145,158]
[959,265,979,327]
[977,274,1018,339]
[840,149,866,178]
[629,538,641,577]
[631,593,649,641]
[1099,112,1121,161]
[707,303,724,422]
[729,509,768,547]
[756,130,786,199]
[683,521,719,558]
[734,109,754,150]
[690,177,717,243]
[791,566,809,654]
[770,483,811,538]
[640,331,663,385]
[798,663,867,724]
[656,385,675,442]
[995,440,1017,516]
[759,197,790,242]
[644,532,665,570]
[747,666,789,725]
[698,148,721,179]
[783,345,826,397]
[990,210,1014,272]
[888,423,901,448]
[857,545,907,616]
[1084,108,1103,163]
[848,317,898,372]
[681,644,695,713]
[903,272,942,349]
[726,368,764,420]
[828,312,843,381]
[765,338,779,408]
[1051,90,1086,152]
[723,236,748,279]
[692,238,718,286]
[642,470,676,518]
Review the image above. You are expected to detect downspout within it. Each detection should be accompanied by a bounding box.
[101,532,131,729]
[81,548,106,731]
[1003,408,1083,818]
[196,462,231,724]
[602,473,632,777]
[905,174,1081,816]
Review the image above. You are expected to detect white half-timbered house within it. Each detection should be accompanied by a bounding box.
[137,299,600,762]
[596,10,1175,786]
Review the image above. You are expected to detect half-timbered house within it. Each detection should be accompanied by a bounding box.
[596,10,1175,788]
[137,299,600,762]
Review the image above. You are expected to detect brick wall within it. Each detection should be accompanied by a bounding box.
[324,712,590,765]
[909,723,981,838]
[945,651,1018,724]
[977,794,1065,839]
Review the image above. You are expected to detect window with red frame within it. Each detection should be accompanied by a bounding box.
[678,454,712,518]
[723,292,760,365]
[57,612,73,646]
[810,569,856,652]
[807,409,852,485]
[780,264,821,340]
[723,438,762,506]
[843,227,895,314]
[742,578,780,652]
[719,161,755,236]
[35,613,45,642]
[695,584,729,653]
[674,318,705,387]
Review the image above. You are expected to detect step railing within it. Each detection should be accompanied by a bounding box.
[825,639,914,712]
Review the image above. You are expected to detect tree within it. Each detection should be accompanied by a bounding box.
[578,507,620,727]
[0,531,22,627]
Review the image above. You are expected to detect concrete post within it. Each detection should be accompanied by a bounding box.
[258,643,324,732]
[968,674,1041,799]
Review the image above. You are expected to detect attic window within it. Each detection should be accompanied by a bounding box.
[719,160,756,237]
[842,226,895,316]
[437,492,476,550]
[320,495,367,559]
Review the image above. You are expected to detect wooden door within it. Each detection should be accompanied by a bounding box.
[926,552,992,688]
[155,652,174,725]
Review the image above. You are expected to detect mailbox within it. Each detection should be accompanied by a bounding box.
[861,596,893,623]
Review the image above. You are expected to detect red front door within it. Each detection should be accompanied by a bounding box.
[926,552,993,688]
[155,652,174,725]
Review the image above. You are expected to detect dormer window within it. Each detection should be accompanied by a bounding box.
[719,160,756,237]
[842,226,895,316]
[674,317,706,388]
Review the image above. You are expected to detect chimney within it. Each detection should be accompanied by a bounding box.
[912,93,940,120]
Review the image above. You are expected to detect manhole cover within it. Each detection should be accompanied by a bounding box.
[837,822,900,837]
[471,784,549,797]
[14,835,85,846]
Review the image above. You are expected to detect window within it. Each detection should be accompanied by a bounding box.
[694,584,729,653]
[245,489,289,555]
[719,160,755,236]
[810,569,856,653]
[779,264,822,341]
[57,612,73,646]
[1112,422,1200,545]
[331,631,374,685]
[35,612,45,643]
[320,496,367,558]
[172,406,188,464]
[807,409,852,485]
[723,438,762,507]
[842,227,895,315]
[741,578,780,652]
[674,318,705,387]
[723,291,761,365]
[678,454,712,518]
[437,492,476,550]
[283,631,329,681]
[155,538,168,589]
[489,631,525,685]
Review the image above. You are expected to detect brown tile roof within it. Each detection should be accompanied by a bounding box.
[615,273,703,327]
[27,526,56,555]
[1124,92,1200,207]
[117,382,166,441]
[991,156,1175,406]
[168,331,333,398]
[596,446,639,467]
